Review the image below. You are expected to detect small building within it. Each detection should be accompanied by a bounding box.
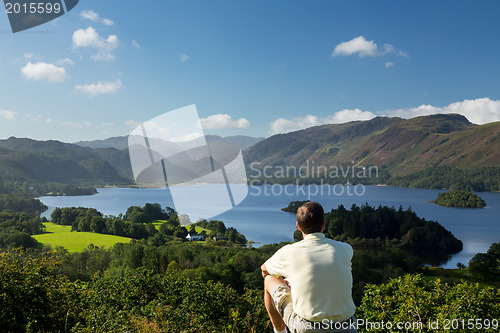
[186,233,205,241]
[213,235,228,241]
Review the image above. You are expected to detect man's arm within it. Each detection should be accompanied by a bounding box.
[261,263,270,278]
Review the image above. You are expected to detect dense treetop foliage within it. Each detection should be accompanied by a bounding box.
[0,179,97,197]
[359,274,500,332]
[1,248,498,332]
[435,190,486,208]
[194,219,247,245]
[0,195,47,216]
[0,211,44,249]
[0,194,497,332]
[47,204,249,246]
[0,250,270,332]
[388,166,500,192]
[469,242,500,281]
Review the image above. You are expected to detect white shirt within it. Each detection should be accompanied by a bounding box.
[264,233,355,322]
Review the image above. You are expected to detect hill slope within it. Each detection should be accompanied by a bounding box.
[0,138,130,185]
[244,114,500,177]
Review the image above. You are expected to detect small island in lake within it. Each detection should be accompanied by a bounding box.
[435,190,486,208]
[281,200,310,213]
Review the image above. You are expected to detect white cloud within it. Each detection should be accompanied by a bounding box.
[80,10,98,21]
[102,18,114,26]
[382,43,408,57]
[332,35,408,58]
[72,26,119,61]
[270,115,320,134]
[62,121,92,128]
[269,109,376,134]
[200,114,251,129]
[0,109,17,120]
[80,10,114,26]
[132,40,140,49]
[23,53,37,60]
[385,61,395,68]
[386,98,500,125]
[125,120,141,128]
[332,36,377,57]
[33,115,54,124]
[56,58,74,66]
[75,79,123,98]
[324,109,377,123]
[179,53,190,62]
[21,62,67,83]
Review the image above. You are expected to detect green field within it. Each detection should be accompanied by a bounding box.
[34,223,131,253]
[152,220,209,234]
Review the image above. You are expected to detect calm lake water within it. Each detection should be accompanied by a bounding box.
[39,185,500,269]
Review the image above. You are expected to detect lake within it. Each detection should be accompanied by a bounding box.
[39,184,500,269]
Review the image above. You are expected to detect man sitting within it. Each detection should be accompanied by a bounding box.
[261,202,357,333]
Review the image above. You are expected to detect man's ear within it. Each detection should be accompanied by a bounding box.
[296,221,302,231]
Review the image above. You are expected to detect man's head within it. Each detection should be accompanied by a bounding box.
[296,201,325,234]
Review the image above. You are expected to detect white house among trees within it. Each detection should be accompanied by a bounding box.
[186,233,205,241]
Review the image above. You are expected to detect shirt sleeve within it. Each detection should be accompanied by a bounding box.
[264,246,289,278]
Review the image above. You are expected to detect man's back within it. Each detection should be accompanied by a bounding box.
[265,232,355,322]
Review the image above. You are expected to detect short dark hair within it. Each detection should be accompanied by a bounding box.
[297,202,324,234]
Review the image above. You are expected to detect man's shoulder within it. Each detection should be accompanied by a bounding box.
[322,237,354,252]
[326,238,352,247]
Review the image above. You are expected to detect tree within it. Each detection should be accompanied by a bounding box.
[90,216,106,234]
[173,227,188,240]
[469,242,500,280]
[293,229,303,241]
[143,203,166,220]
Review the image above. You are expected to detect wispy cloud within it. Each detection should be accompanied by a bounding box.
[332,35,408,58]
[72,27,119,61]
[125,120,141,128]
[385,61,395,68]
[179,53,190,62]
[62,121,92,128]
[132,40,140,49]
[0,109,17,120]
[80,10,114,26]
[33,115,54,124]
[75,78,123,98]
[21,62,67,83]
[269,109,376,134]
[200,114,251,129]
[56,58,74,66]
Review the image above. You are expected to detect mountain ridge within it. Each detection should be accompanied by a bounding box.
[244,114,500,177]
[74,134,265,150]
[1,114,498,193]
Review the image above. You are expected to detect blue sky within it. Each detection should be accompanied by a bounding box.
[1,0,500,142]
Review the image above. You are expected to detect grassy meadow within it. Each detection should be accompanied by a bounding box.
[153,220,209,234]
[34,222,131,253]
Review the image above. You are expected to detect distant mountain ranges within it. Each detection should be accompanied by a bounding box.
[74,135,264,150]
[0,135,264,187]
[244,114,500,177]
[0,114,499,193]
